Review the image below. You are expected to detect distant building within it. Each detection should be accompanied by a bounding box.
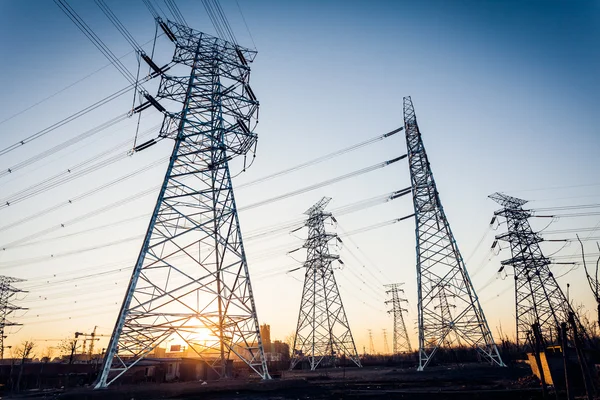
[265,340,289,362]
[260,324,272,352]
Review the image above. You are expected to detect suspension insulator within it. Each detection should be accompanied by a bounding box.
[133,139,157,152]
[235,47,248,66]
[141,53,162,75]
[144,93,166,113]
[159,21,177,42]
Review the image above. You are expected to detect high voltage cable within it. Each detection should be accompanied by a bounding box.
[237,127,403,189]
[1,124,161,207]
[543,227,600,235]
[2,126,394,236]
[538,212,600,218]
[54,0,137,84]
[164,0,187,26]
[532,203,600,212]
[235,0,256,50]
[240,156,406,211]
[8,214,149,250]
[0,158,163,235]
[0,235,141,269]
[202,0,237,44]
[0,85,136,157]
[8,191,404,289]
[0,139,164,209]
[503,183,600,194]
[7,195,413,296]
[95,0,142,52]
[0,34,163,131]
[1,185,159,249]
[0,113,138,180]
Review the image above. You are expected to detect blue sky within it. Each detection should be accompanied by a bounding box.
[0,0,598,355]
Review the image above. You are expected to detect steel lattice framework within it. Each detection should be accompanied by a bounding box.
[490,192,576,345]
[403,96,504,370]
[0,276,25,360]
[290,197,362,370]
[96,20,269,388]
[385,283,412,353]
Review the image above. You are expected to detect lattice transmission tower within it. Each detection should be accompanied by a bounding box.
[403,96,504,370]
[368,329,376,354]
[385,283,412,353]
[96,20,269,388]
[490,192,577,345]
[0,276,26,360]
[290,197,362,370]
[382,329,390,354]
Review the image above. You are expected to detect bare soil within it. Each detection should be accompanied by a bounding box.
[5,364,548,399]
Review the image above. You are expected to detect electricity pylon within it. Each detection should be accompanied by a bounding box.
[368,329,375,354]
[490,192,577,345]
[96,20,269,388]
[403,96,504,370]
[382,329,390,354]
[385,283,412,353]
[290,197,362,370]
[0,276,26,359]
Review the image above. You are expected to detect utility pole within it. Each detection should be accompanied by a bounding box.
[490,193,577,345]
[403,96,504,370]
[96,20,269,388]
[382,329,390,355]
[290,197,361,370]
[385,283,412,353]
[0,276,26,360]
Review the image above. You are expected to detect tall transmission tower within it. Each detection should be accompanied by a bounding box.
[0,276,26,360]
[382,329,390,354]
[403,96,504,370]
[96,20,269,388]
[368,329,375,354]
[385,283,412,353]
[290,197,362,370]
[490,192,576,345]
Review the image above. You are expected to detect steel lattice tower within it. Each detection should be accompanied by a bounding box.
[385,283,412,353]
[290,197,361,370]
[96,20,269,388]
[382,329,390,354]
[490,193,576,345]
[403,96,504,370]
[0,276,25,359]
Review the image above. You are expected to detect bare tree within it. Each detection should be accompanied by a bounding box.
[58,338,79,364]
[283,332,295,358]
[41,347,54,363]
[15,340,35,391]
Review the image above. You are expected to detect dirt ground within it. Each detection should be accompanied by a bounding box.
[2,363,552,400]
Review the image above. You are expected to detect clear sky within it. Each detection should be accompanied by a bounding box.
[0,0,598,357]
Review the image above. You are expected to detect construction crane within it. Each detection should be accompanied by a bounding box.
[75,327,109,360]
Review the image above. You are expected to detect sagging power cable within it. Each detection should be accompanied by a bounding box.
[237,127,403,189]
[240,155,407,211]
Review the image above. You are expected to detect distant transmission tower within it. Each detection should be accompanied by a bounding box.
[0,276,26,359]
[382,329,390,354]
[368,329,375,354]
[403,96,504,370]
[385,283,412,353]
[290,197,362,370]
[432,279,463,347]
[490,193,577,345]
[96,20,269,388]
